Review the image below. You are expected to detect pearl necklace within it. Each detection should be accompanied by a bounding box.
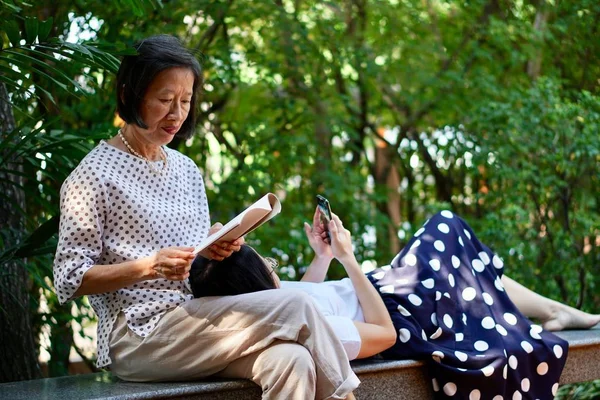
[118,129,168,175]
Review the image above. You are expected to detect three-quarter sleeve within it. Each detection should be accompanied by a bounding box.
[53,167,107,304]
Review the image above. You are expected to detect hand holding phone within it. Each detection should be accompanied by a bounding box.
[316,195,332,242]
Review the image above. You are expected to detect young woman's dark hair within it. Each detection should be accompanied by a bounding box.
[116,34,202,139]
[189,245,277,298]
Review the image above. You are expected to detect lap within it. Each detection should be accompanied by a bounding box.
[176,288,311,329]
[109,289,318,381]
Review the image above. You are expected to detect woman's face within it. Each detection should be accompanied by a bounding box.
[135,67,195,146]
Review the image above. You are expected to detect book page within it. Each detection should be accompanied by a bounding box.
[193,193,281,255]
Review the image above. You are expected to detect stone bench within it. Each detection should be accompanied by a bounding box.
[1,326,598,399]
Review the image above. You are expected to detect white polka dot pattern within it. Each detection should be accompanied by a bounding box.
[496,324,508,336]
[474,340,489,351]
[521,378,530,392]
[430,327,442,339]
[553,345,563,358]
[372,271,385,280]
[410,239,421,250]
[462,287,477,301]
[443,382,457,396]
[421,278,435,289]
[434,240,446,252]
[399,328,411,343]
[369,210,568,399]
[53,142,210,367]
[405,253,417,266]
[529,324,543,340]
[451,255,461,269]
[536,362,548,375]
[521,341,534,353]
[513,390,522,400]
[481,316,495,329]
[481,364,495,377]
[408,293,423,306]
[438,223,450,233]
[482,292,494,305]
[455,350,468,362]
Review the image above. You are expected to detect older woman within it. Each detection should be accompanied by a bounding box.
[53,34,359,399]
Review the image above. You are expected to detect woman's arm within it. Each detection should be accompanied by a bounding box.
[67,222,239,298]
[75,221,244,297]
[329,215,397,358]
[300,253,333,283]
[73,246,195,297]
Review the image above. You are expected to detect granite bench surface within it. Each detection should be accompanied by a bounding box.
[1,326,598,400]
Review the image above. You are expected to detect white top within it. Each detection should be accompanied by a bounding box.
[53,141,210,368]
[280,278,365,360]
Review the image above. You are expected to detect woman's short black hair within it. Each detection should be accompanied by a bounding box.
[116,34,202,139]
[189,245,277,298]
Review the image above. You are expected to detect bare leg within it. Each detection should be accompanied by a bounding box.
[502,275,600,331]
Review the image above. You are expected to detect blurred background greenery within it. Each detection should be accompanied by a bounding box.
[1,0,598,397]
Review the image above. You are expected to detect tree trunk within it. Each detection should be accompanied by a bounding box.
[527,4,548,80]
[0,82,42,382]
[373,130,402,259]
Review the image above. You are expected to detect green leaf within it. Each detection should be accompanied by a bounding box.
[34,43,120,72]
[0,124,44,168]
[0,59,55,104]
[24,17,38,43]
[6,55,69,92]
[37,17,53,41]
[0,216,59,265]
[0,74,39,104]
[2,50,86,93]
[63,41,92,57]
[0,1,22,13]
[0,126,23,154]
[14,216,60,258]
[4,20,21,47]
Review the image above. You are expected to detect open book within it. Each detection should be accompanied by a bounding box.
[193,193,281,255]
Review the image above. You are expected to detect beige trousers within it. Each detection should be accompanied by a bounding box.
[109,289,360,399]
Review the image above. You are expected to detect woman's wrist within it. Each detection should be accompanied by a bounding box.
[337,253,359,269]
[314,252,334,263]
[137,255,157,280]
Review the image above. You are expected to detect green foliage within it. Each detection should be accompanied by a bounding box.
[557,380,600,400]
[1,1,598,392]
[468,79,600,310]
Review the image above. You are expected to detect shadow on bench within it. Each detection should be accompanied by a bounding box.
[1,326,598,400]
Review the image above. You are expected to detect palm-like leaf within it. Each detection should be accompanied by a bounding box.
[0,0,161,262]
[1,24,126,106]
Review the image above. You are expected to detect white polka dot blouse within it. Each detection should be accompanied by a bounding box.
[53,141,211,368]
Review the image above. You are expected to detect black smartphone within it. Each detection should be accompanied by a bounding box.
[316,195,332,241]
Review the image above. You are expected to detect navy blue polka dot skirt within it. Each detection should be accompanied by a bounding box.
[367,211,567,399]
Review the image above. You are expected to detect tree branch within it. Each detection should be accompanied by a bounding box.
[194,0,234,54]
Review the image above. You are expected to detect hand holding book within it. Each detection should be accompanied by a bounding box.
[194,193,281,257]
[200,223,245,261]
